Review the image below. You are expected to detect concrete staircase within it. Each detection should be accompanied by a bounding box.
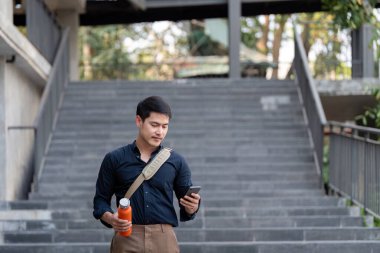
[1,79,379,252]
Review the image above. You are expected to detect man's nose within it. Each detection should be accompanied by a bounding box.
[156,126,164,135]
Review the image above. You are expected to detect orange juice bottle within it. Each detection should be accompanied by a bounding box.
[118,198,132,237]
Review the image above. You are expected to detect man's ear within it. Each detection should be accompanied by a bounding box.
[135,115,142,127]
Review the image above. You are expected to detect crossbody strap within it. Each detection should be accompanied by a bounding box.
[124,147,172,199]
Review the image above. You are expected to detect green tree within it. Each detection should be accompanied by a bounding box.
[79,25,133,80]
[271,15,289,79]
[322,0,378,30]
[79,22,189,80]
[355,88,380,129]
[296,13,352,79]
[241,16,271,55]
[322,0,380,75]
[242,15,289,79]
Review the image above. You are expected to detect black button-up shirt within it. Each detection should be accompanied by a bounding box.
[93,141,196,227]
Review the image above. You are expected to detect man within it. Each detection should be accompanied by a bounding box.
[93,96,201,253]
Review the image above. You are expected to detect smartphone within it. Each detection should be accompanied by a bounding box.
[185,186,201,197]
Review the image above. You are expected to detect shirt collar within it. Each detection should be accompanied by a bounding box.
[132,140,162,156]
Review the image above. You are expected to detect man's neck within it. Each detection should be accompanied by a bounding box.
[135,138,158,161]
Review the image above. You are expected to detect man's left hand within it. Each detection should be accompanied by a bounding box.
[180,193,201,215]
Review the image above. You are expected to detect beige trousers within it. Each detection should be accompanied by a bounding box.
[110,224,180,253]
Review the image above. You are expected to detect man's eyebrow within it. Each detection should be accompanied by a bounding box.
[150,121,169,125]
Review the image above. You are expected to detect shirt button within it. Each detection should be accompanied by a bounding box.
[146,205,149,208]
[145,192,148,194]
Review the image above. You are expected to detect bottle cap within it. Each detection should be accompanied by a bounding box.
[119,198,130,208]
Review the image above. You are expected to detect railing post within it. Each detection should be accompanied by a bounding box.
[351,128,357,204]
[328,121,380,219]
[364,131,369,212]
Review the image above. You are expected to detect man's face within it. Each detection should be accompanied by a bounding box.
[136,112,169,148]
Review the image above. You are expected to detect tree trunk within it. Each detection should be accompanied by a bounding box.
[82,27,93,80]
[286,13,313,78]
[301,13,313,55]
[256,15,270,54]
[271,15,288,79]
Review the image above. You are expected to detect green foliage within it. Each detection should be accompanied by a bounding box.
[322,0,378,29]
[79,23,188,80]
[297,13,353,80]
[374,217,380,227]
[355,88,380,129]
[241,17,262,51]
[313,43,351,79]
[79,25,134,80]
[322,0,380,69]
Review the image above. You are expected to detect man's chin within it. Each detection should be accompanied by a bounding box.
[150,139,162,147]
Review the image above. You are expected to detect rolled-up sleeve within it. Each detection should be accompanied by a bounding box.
[93,153,116,228]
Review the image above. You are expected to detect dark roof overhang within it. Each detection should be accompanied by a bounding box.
[13,0,380,26]
[79,0,322,25]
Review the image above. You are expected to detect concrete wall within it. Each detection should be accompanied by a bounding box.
[321,95,376,122]
[0,1,43,200]
[0,0,12,21]
[0,57,42,200]
[317,79,380,123]
[5,63,41,200]
[46,0,86,81]
[0,57,6,200]
[56,11,79,81]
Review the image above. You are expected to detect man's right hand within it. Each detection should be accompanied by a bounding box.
[101,211,132,232]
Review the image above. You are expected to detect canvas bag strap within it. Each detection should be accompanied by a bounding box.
[124,147,172,199]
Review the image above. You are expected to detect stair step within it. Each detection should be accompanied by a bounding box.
[30,183,324,199]
[36,177,319,188]
[43,156,315,165]
[180,241,380,253]
[1,241,380,253]
[2,228,379,243]
[39,172,318,183]
[27,196,344,208]
[58,110,305,118]
[45,149,315,160]
[48,144,312,153]
[177,228,380,242]
[2,198,350,212]
[54,190,326,200]
[0,204,357,229]
[0,210,52,220]
[203,206,355,217]
[0,208,357,220]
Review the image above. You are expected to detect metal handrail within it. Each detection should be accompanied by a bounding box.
[292,16,327,187]
[329,121,380,135]
[292,18,327,124]
[328,121,380,218]
[293,16,380,218]
[32,28,70,191]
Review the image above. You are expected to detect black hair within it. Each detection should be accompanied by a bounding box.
[136,96,172,121]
